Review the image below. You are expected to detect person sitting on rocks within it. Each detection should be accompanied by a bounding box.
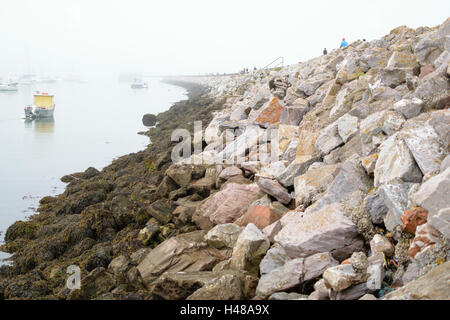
[323,48,328,55]
[340,38,348,48]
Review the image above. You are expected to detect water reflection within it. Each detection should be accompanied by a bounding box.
[0,251,12,266]
[34,118,54,133]
[24,118,55,133]
[24,118,33,128]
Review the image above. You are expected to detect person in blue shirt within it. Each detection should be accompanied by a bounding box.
[340,38,348,48]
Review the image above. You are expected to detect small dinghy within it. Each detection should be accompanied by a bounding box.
[131,79,148,89]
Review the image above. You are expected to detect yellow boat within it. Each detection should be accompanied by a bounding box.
[25,92,55,119]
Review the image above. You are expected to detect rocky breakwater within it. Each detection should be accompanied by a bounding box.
[1,19,450,300]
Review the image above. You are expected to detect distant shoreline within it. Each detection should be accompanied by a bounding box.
[161,78,208,101]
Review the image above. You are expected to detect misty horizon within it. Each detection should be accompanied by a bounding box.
[1,0,450,79]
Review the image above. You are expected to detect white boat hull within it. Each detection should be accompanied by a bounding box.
[25,106,55,119]
[131,83,148,89]
[0,85,18,92]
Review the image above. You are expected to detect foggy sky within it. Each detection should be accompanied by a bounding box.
[1,0,449,78]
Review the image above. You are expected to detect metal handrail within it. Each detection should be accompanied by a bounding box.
[264,56,284,70]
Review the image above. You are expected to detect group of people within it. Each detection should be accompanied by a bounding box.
[323,37,366,55]
[240,67,258,75]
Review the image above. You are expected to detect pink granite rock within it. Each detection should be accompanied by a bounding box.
[192,183,261,230]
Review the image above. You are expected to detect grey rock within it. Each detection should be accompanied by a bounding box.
[257,178,291,205]
[370,235,394,257]
[262,220,282,243]
[259,245,288,275]
[230,105,251,121]
[393,98,423,119]
[337,113,359,143]
[386,50,418,69]
[189,176,216,197]
[280,98,309,125]
[269,292,308,300]
[413,167,450,221]
[329,87,350,118]
[323,264,367,292]
[379,183,414,232]
[374,133,423,187]
[282,138,299,162]
[415,63,450,100]
[402,261,420,285]
[218,166,243,180]
[430,110,450,149]
[381,111,406,136]
[441,155,450,173]
[294,163,340,207]
[364,193,389,225]
[303,252,339,281]
[429,208,450,240]
[433,50,450,69]
[414,27,446,65]
[205,223,243,249]
[315,122,344,156]
[255,258,304,299]
[361,154,378,175]
[384,261,450,300]
[248,194,272,209]
[375,68,411,88]
[366,262,384,291]
[359,111,388,155]
[308,155,372,212]
[230,223,270,276]
[400,124,445,177]
[137,231,224,284]
[274,203,360,259]
[309,279,331,300]
[277,156,320,187]
[217,125,266,162]
[296,73,334,97]
[333,283,372,300]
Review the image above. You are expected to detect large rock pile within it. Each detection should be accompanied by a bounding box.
[1,18,449,300]
[160,18,450,300]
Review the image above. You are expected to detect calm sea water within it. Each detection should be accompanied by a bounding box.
[0,77,187,263]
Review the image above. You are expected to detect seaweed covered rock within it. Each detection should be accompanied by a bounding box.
[142,113,157,126]
[67,267,117,300]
